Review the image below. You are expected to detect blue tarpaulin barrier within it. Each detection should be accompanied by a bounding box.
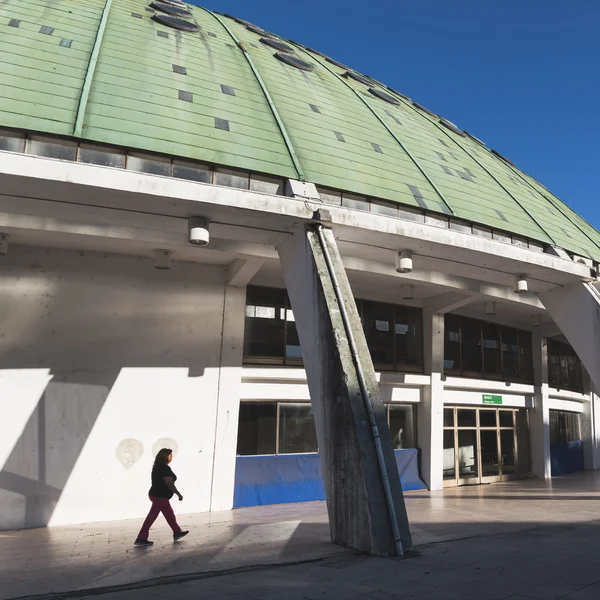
[551,440,584,476]
[233,448,426,508]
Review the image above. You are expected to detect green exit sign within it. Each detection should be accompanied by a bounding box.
[482,394,503,405]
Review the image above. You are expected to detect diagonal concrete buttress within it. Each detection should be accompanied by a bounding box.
[539,282,600,390]
[278,223,413,556]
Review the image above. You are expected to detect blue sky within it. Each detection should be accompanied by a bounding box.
[197,0,599,227]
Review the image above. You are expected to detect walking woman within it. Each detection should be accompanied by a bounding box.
[134,448,189,545]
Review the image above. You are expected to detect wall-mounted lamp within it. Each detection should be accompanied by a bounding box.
[395,250,413,274]
[485,301,495,316]
[188,217,210,246]
[515,275,528,293]
[153,249,172,270]
[0,234,7,256]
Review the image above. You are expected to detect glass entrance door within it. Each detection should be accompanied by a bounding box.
[443,406,528,487]
[457,429,479,484]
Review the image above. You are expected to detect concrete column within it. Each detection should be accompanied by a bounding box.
[581,374,600,471]
[581,372,593,471]
[208,284,245,511]
[539,282,600,391]
[591,388,600,469]
[419,310,445,491]
[278,224,412,556]
[530,333,551,480]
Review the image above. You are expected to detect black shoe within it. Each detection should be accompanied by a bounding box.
[134,539,154,546]
[174,530,189,541]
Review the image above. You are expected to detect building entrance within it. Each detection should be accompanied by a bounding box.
[443,406,531,487]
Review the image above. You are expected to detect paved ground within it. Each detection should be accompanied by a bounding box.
[4,472,600,600]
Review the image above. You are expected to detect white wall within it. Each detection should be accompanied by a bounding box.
[0,246,241,530]
[240,368,425,404]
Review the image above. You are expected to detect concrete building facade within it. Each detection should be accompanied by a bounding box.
[1,0,600,534]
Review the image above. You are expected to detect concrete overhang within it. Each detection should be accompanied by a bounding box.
[0,153,593,295]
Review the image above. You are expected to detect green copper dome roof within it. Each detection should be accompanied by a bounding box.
[2,0,600,260]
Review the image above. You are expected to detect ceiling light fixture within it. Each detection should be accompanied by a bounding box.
[395,250,413,274]
[515,275,528,293]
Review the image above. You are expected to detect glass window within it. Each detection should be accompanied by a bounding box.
[444,408,454,427]
[398,206,425,223]
[371,200,398,217]
[394,306,422,369]
[27,136,77,161]
[457,409,476,427]
[318,187,342,206]
[529,241,545,253]
[214,168,249,189]
[214,117,229,130]
[443,430,456,479]
[426,214,449,228]
[244,287,286,360]
[482,322,502,378]
[549,353,561,388]
[243,286,422,372]
[458,430,479,478]
[472,225,493,239]
[128,154,172,176]
[518,331,533,383]
[479,410,497,427]
[388,405,415,449]
[501,327,519,379]
[444,315,533,384]
[173,161,212,183]
[79,145,126,168]
[0,130,25,153]
[550,410,581,443]
[501,429,516,473]
[461,318,483,375]
[279,403,318,454]
[342,193,369,211]
[362,300,394,367]
[449,219,471,234]
[499,410,514,427]
[493,231,512,244]
[480,429,499,476]
[250,174,284,195]
[444,314,461,372]
[284,308,302,362]
[236,403,277,455]
[567,356,583,393]
[548,340,584,393]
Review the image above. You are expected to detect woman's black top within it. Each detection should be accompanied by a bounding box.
[149,463,177,499]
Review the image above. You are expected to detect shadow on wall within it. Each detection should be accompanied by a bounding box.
[0,246,240,530]
[0,370,118,529]
[0,361,218,530]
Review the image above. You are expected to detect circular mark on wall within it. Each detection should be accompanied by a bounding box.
[116,438,144,470]
[153,438,179,460]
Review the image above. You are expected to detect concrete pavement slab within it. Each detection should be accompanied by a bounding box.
[4,473,600,599]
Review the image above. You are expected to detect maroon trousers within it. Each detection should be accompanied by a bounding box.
[137,496,182,541]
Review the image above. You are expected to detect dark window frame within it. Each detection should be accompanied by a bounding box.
[236,400,417,456]
[444,314,534,384]
[550,409,581,443]
[547,339,584,393]
[243,286,424,372]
